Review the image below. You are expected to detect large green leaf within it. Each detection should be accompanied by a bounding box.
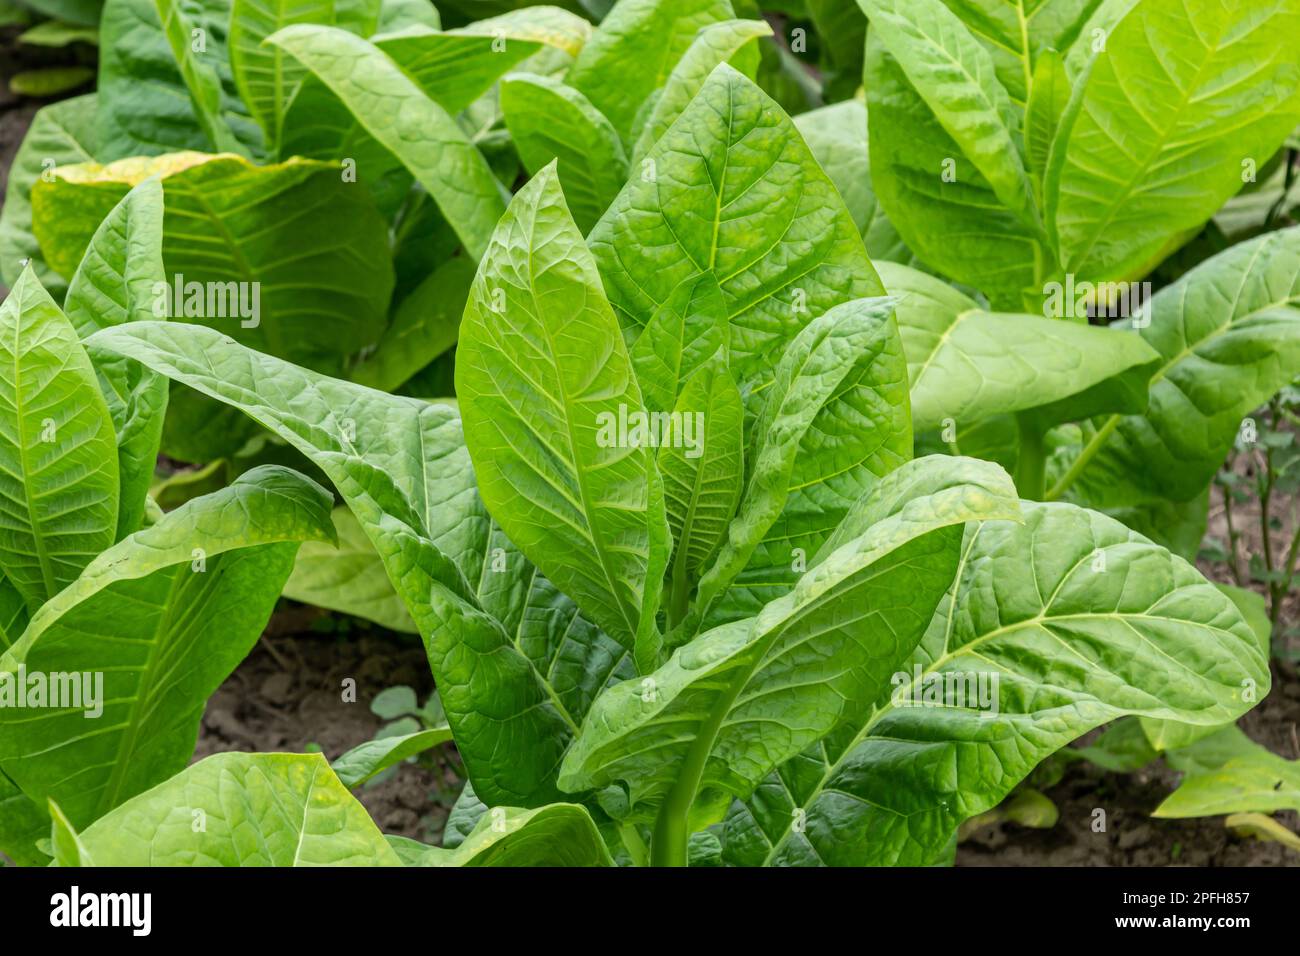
[881,261,1160,432]
[687,298,912,632]
[1156,725,1300,818]
[97,0,262,159]
[88,322,581,806]
[0,94,98,295]
[33,152,394,378]
[379,8,591,114]
[559,456,1021,831]
[393,803,613,866]
[500,73,628,234]
[268,24,506,260]
[589,64,884,386]
[1049,227,1300,506]
[154,0,249,154]
[277,7,590,174]
[228,0,380,149]
[741,502,1267,865]
[457,163,669,667]
[857,0,1036,233]
[566,0,734,144]
[864,29,1039,306]
[284,506,418,632]
[1048,0,1300,282]
[0,466,335,828]
[63,179,170,540]
[793,99,911,264]
[630,17,771,161]
[0,268,119,612]
[52,753,401,865]
[660,358,744,613]
[628,273,728,416]
[931,0,1100,107]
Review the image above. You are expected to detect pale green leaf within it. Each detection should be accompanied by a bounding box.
[268,24,506,260]
[631,18,772,161]
[500,73,628,234]
[0,465,335,828]
[567,0,734,144]
[456,163,669,665]
[332,727,453,788]
[400,803,613,866]
[881,261,1160,432]
[54,752,401,865]
[755,502,1268,865]
[0,267,119,611]
[1049,0,1300,281]
[589,64,885,387]
[284,507,418,632]
[560,455,1021,823]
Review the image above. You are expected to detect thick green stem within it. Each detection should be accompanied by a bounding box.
[620,822,649,868]
[1015,415,1047,500]
[1045,415,1120,501]
[667,551,690,630]
[650,794,691,867]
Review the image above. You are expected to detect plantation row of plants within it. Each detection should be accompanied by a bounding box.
[1,0,1299,867]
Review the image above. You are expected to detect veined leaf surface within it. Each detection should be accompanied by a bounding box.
[457,163,669,664]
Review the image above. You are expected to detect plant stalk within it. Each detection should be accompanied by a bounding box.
[667,550,691,630]
[1015,414,1047,500]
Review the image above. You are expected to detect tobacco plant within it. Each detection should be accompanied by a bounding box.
[70,65,1269,867]
[0,178,335,866]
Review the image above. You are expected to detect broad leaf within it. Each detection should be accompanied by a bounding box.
[268,25,506,260]
[0,465,335,828]
[628,273,728,415]
[97,0,262,159]
[857,0,1036,232]
[881,261,1160,432]
[0,268,119,612]
[89,321,580,806]
[52,753,401,865]
[688,298,911,632]
[284,507,418,632]
[228,0,380,149]
[1156,725,1300,818]
[589,64,884,386]
[660,359,744,611]
[559,456,1021,825]
[794,100,911,264]
[630,18,771,161]
[277,8,589,181]
[1049,227,1300,506]
[332,726,453,788]
[63,179,169,540]
[1048,0,1300,282]
[567,0,734,144]
[500,73,628,234]
[33,151,394,380]
[864,30,1039,306]
[457,163,669,666]
[394,803,613,866]
[745,502,1267,865]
